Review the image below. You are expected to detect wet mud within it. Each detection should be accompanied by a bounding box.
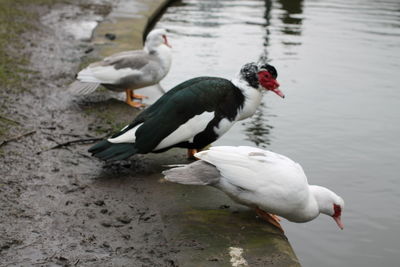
[0,1,178,266]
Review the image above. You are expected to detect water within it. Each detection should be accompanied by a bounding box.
[156,0,400,266]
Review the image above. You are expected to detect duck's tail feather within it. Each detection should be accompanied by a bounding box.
[89,140,138,161]
[68,81,100,95]
[162,161,220,185]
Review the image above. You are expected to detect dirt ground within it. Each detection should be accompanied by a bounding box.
[0,1,182,266]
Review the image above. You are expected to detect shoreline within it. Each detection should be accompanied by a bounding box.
[0,0,300,266]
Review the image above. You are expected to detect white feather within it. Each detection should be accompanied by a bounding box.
[213,118,234,136]
[108,111,215,150]
[195,146,312,220]
[154,112,214,150]
[231,77,263,120]
[108,123,142,143]
[77,66,142,84]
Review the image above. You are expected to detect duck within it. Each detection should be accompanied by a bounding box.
[163,146,345,232]
[88,62,284,161]
[68,28,172,108]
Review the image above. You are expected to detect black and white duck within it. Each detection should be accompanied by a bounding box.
[88,62,284,160]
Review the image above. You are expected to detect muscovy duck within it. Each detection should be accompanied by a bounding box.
[88,62,284,161]
[68,28,172,108]
[163,146,345,232]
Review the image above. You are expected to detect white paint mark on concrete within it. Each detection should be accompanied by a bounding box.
[229,247,249,267]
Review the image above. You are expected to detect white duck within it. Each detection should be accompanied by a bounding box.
[68,28,172,108]
[163,146,345,231]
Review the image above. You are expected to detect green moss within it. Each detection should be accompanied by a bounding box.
[83,102,131,134]
[77,54,99,71]
[168,208,299,266]
[78,2,112,16]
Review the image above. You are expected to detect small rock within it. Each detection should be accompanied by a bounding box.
[94,200,105,206]
[105,33,116,40]
[101,221,112,227]
[85,47,94,54]
[116,216,132,224]
[100,208,108,214]
[102,241,110,248]
[123,246,134,253]
[122,234,131,240]
[57,256,68,261]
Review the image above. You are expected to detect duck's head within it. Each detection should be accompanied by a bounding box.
[144,28,171,52]
[311,185,345,230]
[240,62,284,98]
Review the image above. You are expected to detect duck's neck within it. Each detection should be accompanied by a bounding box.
[310,185,339,216]
[288,186,327,222]
[231,76,263,121]
[293,185,340,223]
[145,44,172,77]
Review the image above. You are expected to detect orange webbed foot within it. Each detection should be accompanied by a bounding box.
[255,207,284,232]
[125,89,146,108]
[132,93,149,100]
[187,148,199,160]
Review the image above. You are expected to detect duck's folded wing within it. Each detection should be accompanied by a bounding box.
[195,148,263,192]
[76,51,151,84]
[196,146,307,192]
[108,78,233,153]
[102,50,142,61]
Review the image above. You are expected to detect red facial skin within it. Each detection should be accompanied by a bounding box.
[162,35,172,48]
[257,71,284,98]
[333,204,344,230]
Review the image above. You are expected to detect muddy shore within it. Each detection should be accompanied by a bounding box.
[0,0,299,266]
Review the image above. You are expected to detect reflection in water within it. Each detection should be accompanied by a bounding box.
[259,0,272,63]
[243,102,274,147]
[277,0,304,36]
[245,0,274,148]
[245,0,304,148]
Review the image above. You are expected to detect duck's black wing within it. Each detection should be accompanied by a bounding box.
[89,77,243,160]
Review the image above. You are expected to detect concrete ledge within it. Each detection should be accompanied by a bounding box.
[92,0,174,55]
[88,0,300,266]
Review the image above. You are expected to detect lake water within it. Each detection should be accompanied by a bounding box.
[156,0,400,266]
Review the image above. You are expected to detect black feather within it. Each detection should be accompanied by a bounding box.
[89,140,137,161]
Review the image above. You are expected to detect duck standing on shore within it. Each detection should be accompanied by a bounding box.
[88,62,283,161]
[163,146,345,232]
[68,28,172,108]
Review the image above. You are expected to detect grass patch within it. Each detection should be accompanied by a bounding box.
[0,0,65,90]
[0,0,67,142]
